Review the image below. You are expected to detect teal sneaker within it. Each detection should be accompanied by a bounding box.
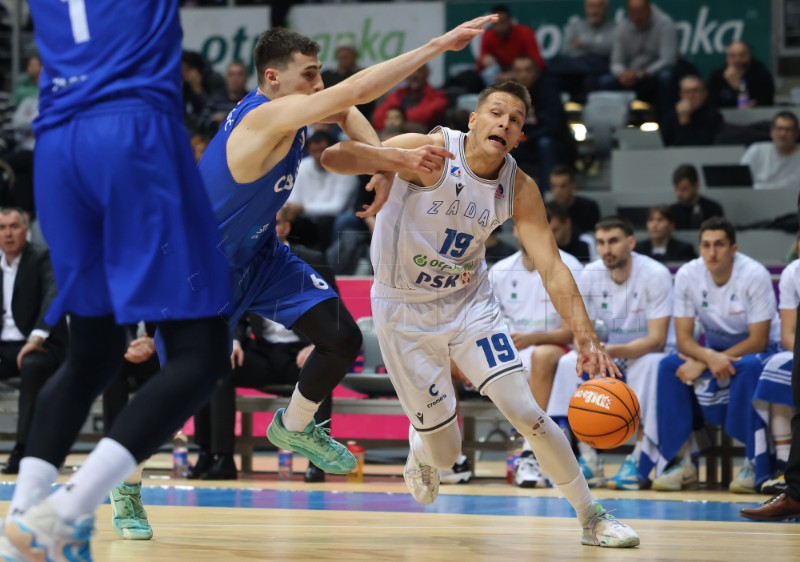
[608,454,644,491]
[267,408,356,474]
[110,482,153,540]
[578,455,607,488]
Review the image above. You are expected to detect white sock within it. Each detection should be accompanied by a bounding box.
[558,473,595,523]
[454,453,467,464]
[771,404,794,463]
[776,444,791,463]
[411,427,434,466]
[7,457,59,519]
[577,441,597,463]
[49,438,136,522]
[123,462,146,486]
[282,385,321,432]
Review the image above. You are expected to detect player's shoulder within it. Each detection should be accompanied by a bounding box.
[633,252,671,277]
[735,252,770,279]
[582,257,606,274]
[675,257,704,281]
[780,258,800,280]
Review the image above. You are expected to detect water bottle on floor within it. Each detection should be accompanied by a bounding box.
[173,432,189,479]
[278,449,293,480]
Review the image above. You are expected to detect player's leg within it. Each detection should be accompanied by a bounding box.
[753,351,794,494]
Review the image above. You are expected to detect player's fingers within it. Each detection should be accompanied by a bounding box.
[426,146,455,160]
[466,14,499,28]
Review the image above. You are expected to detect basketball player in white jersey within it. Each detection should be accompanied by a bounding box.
[489,227,583,487]
[322,81,639,548]
[647,218,781,493]
[547,217,673,490]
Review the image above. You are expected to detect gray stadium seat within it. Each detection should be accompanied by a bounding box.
[341,316,396,396]
[582,91,636,155]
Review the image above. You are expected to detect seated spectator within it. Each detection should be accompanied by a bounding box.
[326,181,374,275]
[0,208,67,475]
[321,43,374,121]
[285,131,359,250]
[477,4,544,85]
[741,111,800,190]
[597,0,678,119]
[383,107,407,133]
[203,60,251,129]
[546,202,596,263]
[661,75,722,146]
[12,54,40,107]
[372,65,448,133]
[548,0,616,102]
[548,164,600,232]
[635,206,696,263]
[0,92,38,216]
[668,164,724,229]
[182,50,227,136]
[708,41,775,109]
[510,57,574,191]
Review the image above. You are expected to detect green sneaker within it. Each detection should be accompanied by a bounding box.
[267,408,356,474]
[109,482,153,540]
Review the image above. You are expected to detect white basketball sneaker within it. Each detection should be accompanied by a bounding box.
[6,499,94,562]
[652,457,699,491]
[403,426,439,505]
[0,532,24,562]
[514,453,549,488]
[581,502,640,548]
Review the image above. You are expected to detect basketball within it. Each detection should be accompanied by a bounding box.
[568,377,640,450]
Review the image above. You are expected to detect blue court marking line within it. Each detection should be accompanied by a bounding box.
[0,483,789,524]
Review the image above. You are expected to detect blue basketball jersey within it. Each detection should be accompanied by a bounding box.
[199,89,307,271]
[28,0,184,132]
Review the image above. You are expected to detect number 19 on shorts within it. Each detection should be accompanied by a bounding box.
[475,334,516,368]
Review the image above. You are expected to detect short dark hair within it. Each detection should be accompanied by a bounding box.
[595,216,634,237]
[550,164,576,181]
[773,110,799,130]
[648,205,675,224]
[492,4,512,16]
[699,216,736,244]
[254,28,320,85]
[672,164,699,186]
[308,130,334,147]
[477,80,532,116]
[545,202,569,223]
[182,51,206,73]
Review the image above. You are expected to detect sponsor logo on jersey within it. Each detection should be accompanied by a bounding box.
[427,393,447,408]
[415,412,424,424]
[414,271,460,289]
[299,129,306,150]
[455,182,465,196]
[429,384,439,396]
[274,173,295,193]
[573,389,612,410]
[412,254,473,274]
[450,166,462,178]
[426,200,494,228]
[494,183,505,199]
[250,222,271,241]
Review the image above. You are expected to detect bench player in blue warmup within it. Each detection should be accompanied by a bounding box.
[1,2,233,561]
[198,18,499,475]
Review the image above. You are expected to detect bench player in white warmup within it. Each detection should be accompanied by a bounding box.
[322,81,639,548]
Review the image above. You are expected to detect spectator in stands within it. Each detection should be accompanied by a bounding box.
[1,89,38,217]
[669,164,724,229]
[661,75,723,147]
[598,0,678,119]
[322,43,374,121]
[383,107,407,133]
[548,0,616,102]
[741,111,800,190]
[285,131,359,250]
[477,4,544,85]
[12,54,40,107]
[510,56,574,191]
[546,202,596,263]
[0,208,67,474]
[708,41,775,109]
[182,50,227,136]
[645,218,781,493]
[635,206,697,263]
[372,65,448,133]
[223,61,249,105]
[548,164,600,232]
[326,177,375,275]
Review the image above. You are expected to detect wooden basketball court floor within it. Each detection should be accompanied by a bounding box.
[1,453,798,561]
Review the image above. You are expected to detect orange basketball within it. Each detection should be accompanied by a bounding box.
[567,377,640,450]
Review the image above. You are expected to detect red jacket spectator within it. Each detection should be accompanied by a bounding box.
[477,9,544,72]
[372,66,449,131]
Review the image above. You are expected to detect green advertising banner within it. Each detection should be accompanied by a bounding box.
[446,0,771,78]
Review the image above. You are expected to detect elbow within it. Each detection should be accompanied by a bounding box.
[320,146,342,173]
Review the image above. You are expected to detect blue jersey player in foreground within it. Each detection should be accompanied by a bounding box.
[198,18,499,475]
[1,2,233,561]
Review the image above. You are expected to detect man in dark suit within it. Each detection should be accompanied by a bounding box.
[669,164,724,229]
[549,165,600,233]
[0,208,67,473]
[635,206,697,263]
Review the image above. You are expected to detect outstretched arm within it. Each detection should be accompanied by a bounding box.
[512,171,620,378]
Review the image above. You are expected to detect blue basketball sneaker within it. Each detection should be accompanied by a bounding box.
[579,455,607,488]
[267,408,356,474]
[6,500,94,562]
[110,482,153,540]
[608,454,644,491]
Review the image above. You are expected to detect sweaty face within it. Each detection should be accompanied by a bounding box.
[647,212,672,241]
[469,92,526,156]
[272,53,324,96]
[699,229,735,275]
[674,178,698,206]
[595,227,633,270]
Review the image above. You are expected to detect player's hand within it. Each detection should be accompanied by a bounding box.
[230,340,244,369]
[575,339,622,379]
[676,354,707,385]
[510,332,535,351]
[401,145,454,175]
[435,14,498,53]
[357,171,395,218]
[705,350,738,379]
[124,334,156,364]
[16,340,45,369]
[296,344,314,368]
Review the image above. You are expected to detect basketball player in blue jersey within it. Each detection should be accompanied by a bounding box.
[0,2,233,561]
[197,18,499,474]
[321,81,640,547]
